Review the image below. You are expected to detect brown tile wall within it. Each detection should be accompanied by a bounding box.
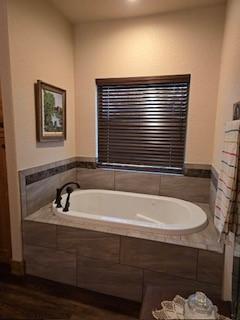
[24,245,76,286]
[19,158,211,219]
[23,221,223,302]
[56,226,120,263]
[19,158,78,218]
[120,237,198,280]
[209,166,218,215]
[77,168,210,203]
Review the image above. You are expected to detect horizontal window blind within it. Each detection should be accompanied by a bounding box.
[97,75,190,173]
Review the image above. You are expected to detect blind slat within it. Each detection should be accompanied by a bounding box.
[97,75,190,172]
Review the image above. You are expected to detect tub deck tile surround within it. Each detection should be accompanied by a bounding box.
[20,159,229,303]
[197,250,224,285]
[179,203,222,252]
[23,204,224,302]
[77,256,143,302]
[57,226,120,263]
[22,204,224,302]
[120,237,198,280]
[23,221,57,248]
[23,217,223,302]
[24,245,77,286]
[24,202,223,254]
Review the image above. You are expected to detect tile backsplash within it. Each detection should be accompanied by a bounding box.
[209,166,218,214]
[19,158,78,218]
[78,168,210,203]
[19,157,211,218]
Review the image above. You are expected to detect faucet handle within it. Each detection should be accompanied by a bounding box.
[66,186,74,194]
[63,187,73,212]
[55,188,63,208]
[54,188,61,204]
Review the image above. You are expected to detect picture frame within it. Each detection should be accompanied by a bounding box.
[233,101,240,120]
[35,80,66,142]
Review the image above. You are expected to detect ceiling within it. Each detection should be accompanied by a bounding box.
[50,0,226,23]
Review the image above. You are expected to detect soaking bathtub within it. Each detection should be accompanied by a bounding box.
[53,189,208,235]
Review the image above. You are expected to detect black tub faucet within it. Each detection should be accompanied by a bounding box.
[63,187,74,212]
[55,182,80,208]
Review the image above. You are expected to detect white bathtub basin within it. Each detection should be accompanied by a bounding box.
[53,189,208,235]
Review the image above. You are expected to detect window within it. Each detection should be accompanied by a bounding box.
[97,75,190,174]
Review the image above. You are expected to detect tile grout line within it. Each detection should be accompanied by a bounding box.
[196,249,199,281]
[158,175,161,195]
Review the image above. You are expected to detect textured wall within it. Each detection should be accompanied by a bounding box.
[213,0,240,172]
[74,5,225,165]
[7,0,76,170]
[0,0,76,261]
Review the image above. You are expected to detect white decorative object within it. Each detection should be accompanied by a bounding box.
[184,292,217,319]
[152,293,230,320]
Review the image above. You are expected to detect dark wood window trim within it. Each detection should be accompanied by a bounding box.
[96,74,191,86]
[96,75,191,174]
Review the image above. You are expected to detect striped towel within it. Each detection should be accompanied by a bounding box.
[214,120,240,238]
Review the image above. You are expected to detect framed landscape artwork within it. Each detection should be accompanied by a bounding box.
[35,80,66,142]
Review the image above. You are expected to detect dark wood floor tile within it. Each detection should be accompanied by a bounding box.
[0,282,71,319]
[77,256,143,302]
[57,226,120,262]
[0,268,140,319]
[0,269,138,320]
[120,237,198,280]
[71,306,137,320]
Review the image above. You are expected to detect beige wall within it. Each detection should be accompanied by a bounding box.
[0,0,229,262]
[0,0,76,261]
[7,0,76,170]
[75,5,225,165]
[0,0,22,262]
[213,0,240,172]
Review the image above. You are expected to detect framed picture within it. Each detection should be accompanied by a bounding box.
[233,101,240,120]
[35,80,66,142]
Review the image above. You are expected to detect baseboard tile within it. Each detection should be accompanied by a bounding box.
[11,260,25,276]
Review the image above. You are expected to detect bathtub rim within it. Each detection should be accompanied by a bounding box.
[53,189,208,236]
